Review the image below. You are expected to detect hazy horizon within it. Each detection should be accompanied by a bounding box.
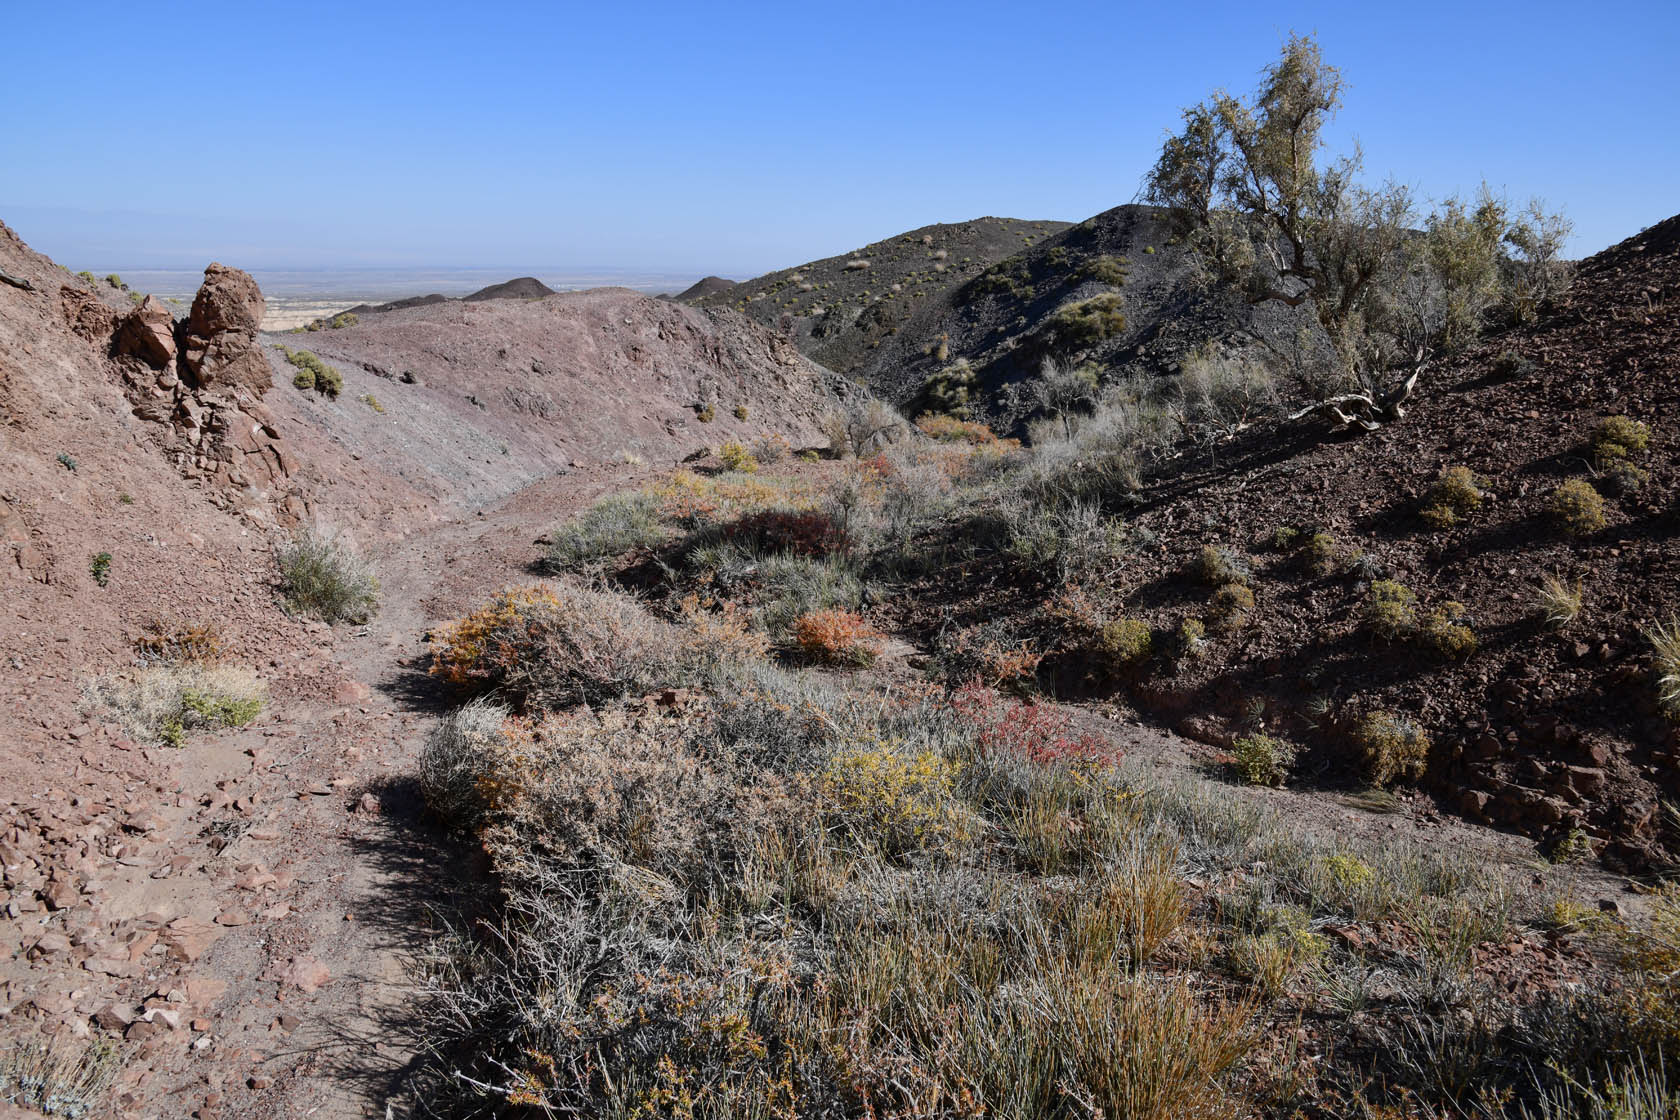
[6,2,1677,276]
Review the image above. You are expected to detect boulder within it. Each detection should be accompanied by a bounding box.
[180,263,270,395]
[115,295,176,368]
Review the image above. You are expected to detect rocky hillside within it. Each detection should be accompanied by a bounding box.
[859,204,1324,420]
[264,289,839,522]
[690,215,1071,378]
[904,213,1680,868]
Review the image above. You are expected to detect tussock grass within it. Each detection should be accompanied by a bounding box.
[275,527,379,623]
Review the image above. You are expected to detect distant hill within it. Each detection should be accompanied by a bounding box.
[343,293,450,315]
[672,275,737,302]
[691,216,1073,378]
[464,276,556,302]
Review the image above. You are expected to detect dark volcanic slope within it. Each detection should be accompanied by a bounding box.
[464,276,556,302]
[692,216,1072,379]
[344,293,450,315]
[1064,213,1680,867]
[672,275,737,302]
[854,203,1323,419]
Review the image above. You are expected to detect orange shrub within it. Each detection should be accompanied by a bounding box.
[793,608,884,666]
[916,413,1001,445]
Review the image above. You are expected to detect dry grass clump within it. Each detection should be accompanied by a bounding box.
[1352,710,1430,785]
[275,527,380,623]
[418,697,509,831]
[1420,466,1485,528]
[429,582,679,710]
[135,619,224,664]
[1644,616,1680,720]
[1535,574,1584,629]
[793,608,883,666]
[750,431,792,463]
[82,663,265,747]
[1232,733,1297,787]
[543,492,665,572]
[1050,291,1127,347]
[916,412,1004,445]
[0,1036,126,1119]
[1549,477,1607,536]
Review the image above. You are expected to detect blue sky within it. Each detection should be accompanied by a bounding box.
[3,0,1675,276]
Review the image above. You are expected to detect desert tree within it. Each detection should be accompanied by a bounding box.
[1147,34,1418,396]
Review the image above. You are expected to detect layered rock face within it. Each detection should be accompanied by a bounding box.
[180,263,271,395]
[104,263,296,523]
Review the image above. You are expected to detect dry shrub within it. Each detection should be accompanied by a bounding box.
[1645,616,1680,720]
[937,624,1043,692]
[750,432,792,463]
[418,697,510,830]
[793,608,883,666]
[82,664,265,747]
[950,681,1120,766]
[1192,545,1248,586]
[481,709,797,888]
[721,508,848,557]
[543,491,664,572]
[135,618,224,664]
[679,593,771,666]
[429,582,680,710]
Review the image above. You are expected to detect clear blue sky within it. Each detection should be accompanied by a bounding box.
[3,0,1674,276]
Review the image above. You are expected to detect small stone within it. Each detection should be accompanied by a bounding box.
[285,957,329,993]
[215,910,251,927]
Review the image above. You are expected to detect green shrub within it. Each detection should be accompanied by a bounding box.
[1078,254,1129,286]
[361,394,384,413]
[1232,734,1297,787]
[1353,710,1429,785]
[696,403,716,423]
[718,440,759,473]
[56,452,77,471]
[1549,478,1606,536]
[89,552,111,587]
[329,311,359,329]
[1365,580,1417,640]
[1598,457,1648,496]
[1050,292,1127,347]
[1175,617,1208,659]
[1269,526,1300,551]
[1421,601,1477,659]
[919,360,978,416]
[1095,618,1152,671]
[280,347,342,398]
[733,405,750,421]
[1302,531,1341,576]
[274,528,380,623]
[1593,416,1650,460]
[104,273,122,289]
[1420,466,1484,528]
